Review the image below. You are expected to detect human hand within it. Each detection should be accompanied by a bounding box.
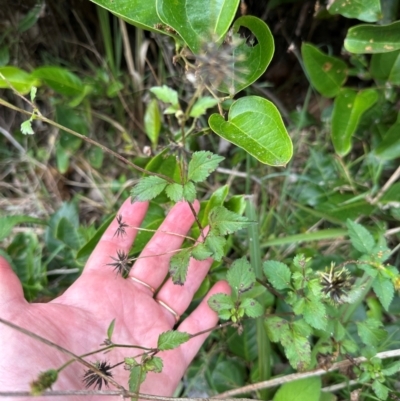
[0,199,230,400]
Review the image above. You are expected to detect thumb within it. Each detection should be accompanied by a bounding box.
[0,255,25,305]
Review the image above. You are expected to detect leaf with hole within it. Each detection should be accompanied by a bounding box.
[344,21,400,54]
[301,43,347,98]
[331,88,378,156]
[209,96,292,166]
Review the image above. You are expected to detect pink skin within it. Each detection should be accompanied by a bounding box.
[0,199,230,401]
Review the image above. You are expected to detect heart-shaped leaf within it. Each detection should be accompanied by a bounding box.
[209,96,292,166]
[344,21,400,54]
[302,43,347,98]
[328,0,382,22]
[218,16,274,95]
[156,0,240,53]
[331,88,378,156]
[90,0,167,34]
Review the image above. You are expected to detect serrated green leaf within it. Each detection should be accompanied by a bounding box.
[157,330,190,351]
[302,296,327,330]
[301,43,347,98]
[273,377,321,401]
[144,356,163,373]
[208,293,235,313]
[191,243,212,261]
[372,380,389,400]
[107,319,116,341]
[283,321,312,370]
[204,234,226,261]
[169,248,191,285]
[264,317,290,343]
[241,298,264,318]
[382,361,400,376]
[209,96,293,166]
[227,258,256,296]
[165,183,184,202]
[189,96,219,118]
[208,206,250,236]
[356,318,388,347]
[150,85,179,106]
[144,98,161,147]
[263,260,292,290]
[331,88,378,156]
[131,176,168,201]
[183,182,196,203]
[346,219,375,253]
[128,364,146,393]
[344,21,400,54]
[21,119,34,135]
[372,273,394,311]
[328,0,381,22]
[188,151,224,183]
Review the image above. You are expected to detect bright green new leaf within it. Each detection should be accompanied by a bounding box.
[204,233,226,261]
[150,85,179,106]
[375,121,400,160]
[131,176,168,201]
[372,380,389,400]
[284,321,312,370]
[191,243,213,260]
[157,330,190,350]
[328,0,381,22]
[218,16,275,95]
[344,21,400,54]
[273,377,321,401]
[165,183,184,202]
[188,151,224,183]
[169,248,191,285]
[301,296,327,330]
[346,219,375,254]
[21,120,34,135]
[0,215,45,241]
[156,0,240,53]
[372,273,394,311]
[128,364,146,393]
[264,316,290,343]
[208,206,250,236]
[30,86,37,102]
[32,67,83,97]
[241,298,264,318]
[301,43,347,98]
[263,260,292,290]
[144,98,161,147]
[144,356,163,373]
[209,96,293,166]
[0,66,40,94]
[370,50,400,84]
[331,88,378,156]
[208,293,235,314]
[356,318,388,347]
[89,0,167,34]
[189,97,219,118]
[107,319,116,340]
[227,258,256,296]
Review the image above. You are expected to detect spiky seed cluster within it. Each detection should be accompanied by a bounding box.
[83,361,113,390]
[114,214,129,238]
[319,264,352,304]
[107,250,132,275]
[187,34,247,93]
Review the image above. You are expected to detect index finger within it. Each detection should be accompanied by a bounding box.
[83,199,149,274]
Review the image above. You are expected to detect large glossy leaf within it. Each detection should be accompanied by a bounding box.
[218,16,274,95]
[32,67,84,97]
[331,88,378,156]
[375,120,400,160]
[370,50,400,84]
[0,66,40,94]
[328,0,382,22]
[156,0,240,53]
[344,21,400,54]
[301,43,347,98]
[89,0,166,33]
[209,96,292,166]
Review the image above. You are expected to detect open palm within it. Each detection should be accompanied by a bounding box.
[0,199,229,400]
